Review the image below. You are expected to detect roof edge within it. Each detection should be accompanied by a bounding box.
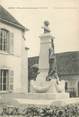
[0,17,29,31]
[56,51,79,56]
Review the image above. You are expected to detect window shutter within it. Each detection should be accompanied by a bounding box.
[9,70,14,92]
[9,32,14,54]
[0,28,1,37]
[0,29,1,50]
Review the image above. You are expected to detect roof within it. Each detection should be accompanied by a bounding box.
[28,51,79,79]
[56,51,79,76]
[0,5,28,31]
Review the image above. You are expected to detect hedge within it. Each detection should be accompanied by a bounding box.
[0,103,79,117]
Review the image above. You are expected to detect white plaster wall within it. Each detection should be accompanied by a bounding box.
[0,22,28,93]
[20,38,28,93]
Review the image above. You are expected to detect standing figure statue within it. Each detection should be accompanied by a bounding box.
[46,36,59,81]
[46,47,57,81]
[46,47,60,83]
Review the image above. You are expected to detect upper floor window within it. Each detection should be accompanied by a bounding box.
[0,28,14,54]
[0,29,9,52]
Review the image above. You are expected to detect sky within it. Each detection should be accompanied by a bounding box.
[1,0,79,57]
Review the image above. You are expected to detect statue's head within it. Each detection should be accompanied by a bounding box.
[44,21,50,27]
[42,20,50,33]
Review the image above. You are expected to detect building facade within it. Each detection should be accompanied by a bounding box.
[28,51,79,97]
[0,5,28,93]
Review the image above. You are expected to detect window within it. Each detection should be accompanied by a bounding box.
[0,28,14,54]
[0,29,9,52]
[0,69,8,91]
[0,69,14,91]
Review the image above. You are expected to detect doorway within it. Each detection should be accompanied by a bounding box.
[78,81,79,97]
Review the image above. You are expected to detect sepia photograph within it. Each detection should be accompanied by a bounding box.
[0,0,79,116]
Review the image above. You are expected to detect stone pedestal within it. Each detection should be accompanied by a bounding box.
[37,33,53,81]
[27,93,69,100]
[30,33,54,94]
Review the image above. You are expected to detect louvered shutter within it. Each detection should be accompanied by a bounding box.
[7,31,9,52]
[9,32,14,54]
[9,70,14,92]
[0,29,1,50]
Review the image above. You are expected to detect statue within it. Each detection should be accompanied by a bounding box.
[31,64,40,80]
[42,21,50,33]
[46,48,57,81]
[46,36,60,83]
[51,38,54,49]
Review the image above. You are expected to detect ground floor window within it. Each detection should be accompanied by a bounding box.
[0,69,13,91]
[0,69,9,91]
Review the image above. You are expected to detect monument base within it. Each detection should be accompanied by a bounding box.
[30,79,66,93]
[26,93,69,100]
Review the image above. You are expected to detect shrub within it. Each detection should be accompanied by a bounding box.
[0,103,79,116]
